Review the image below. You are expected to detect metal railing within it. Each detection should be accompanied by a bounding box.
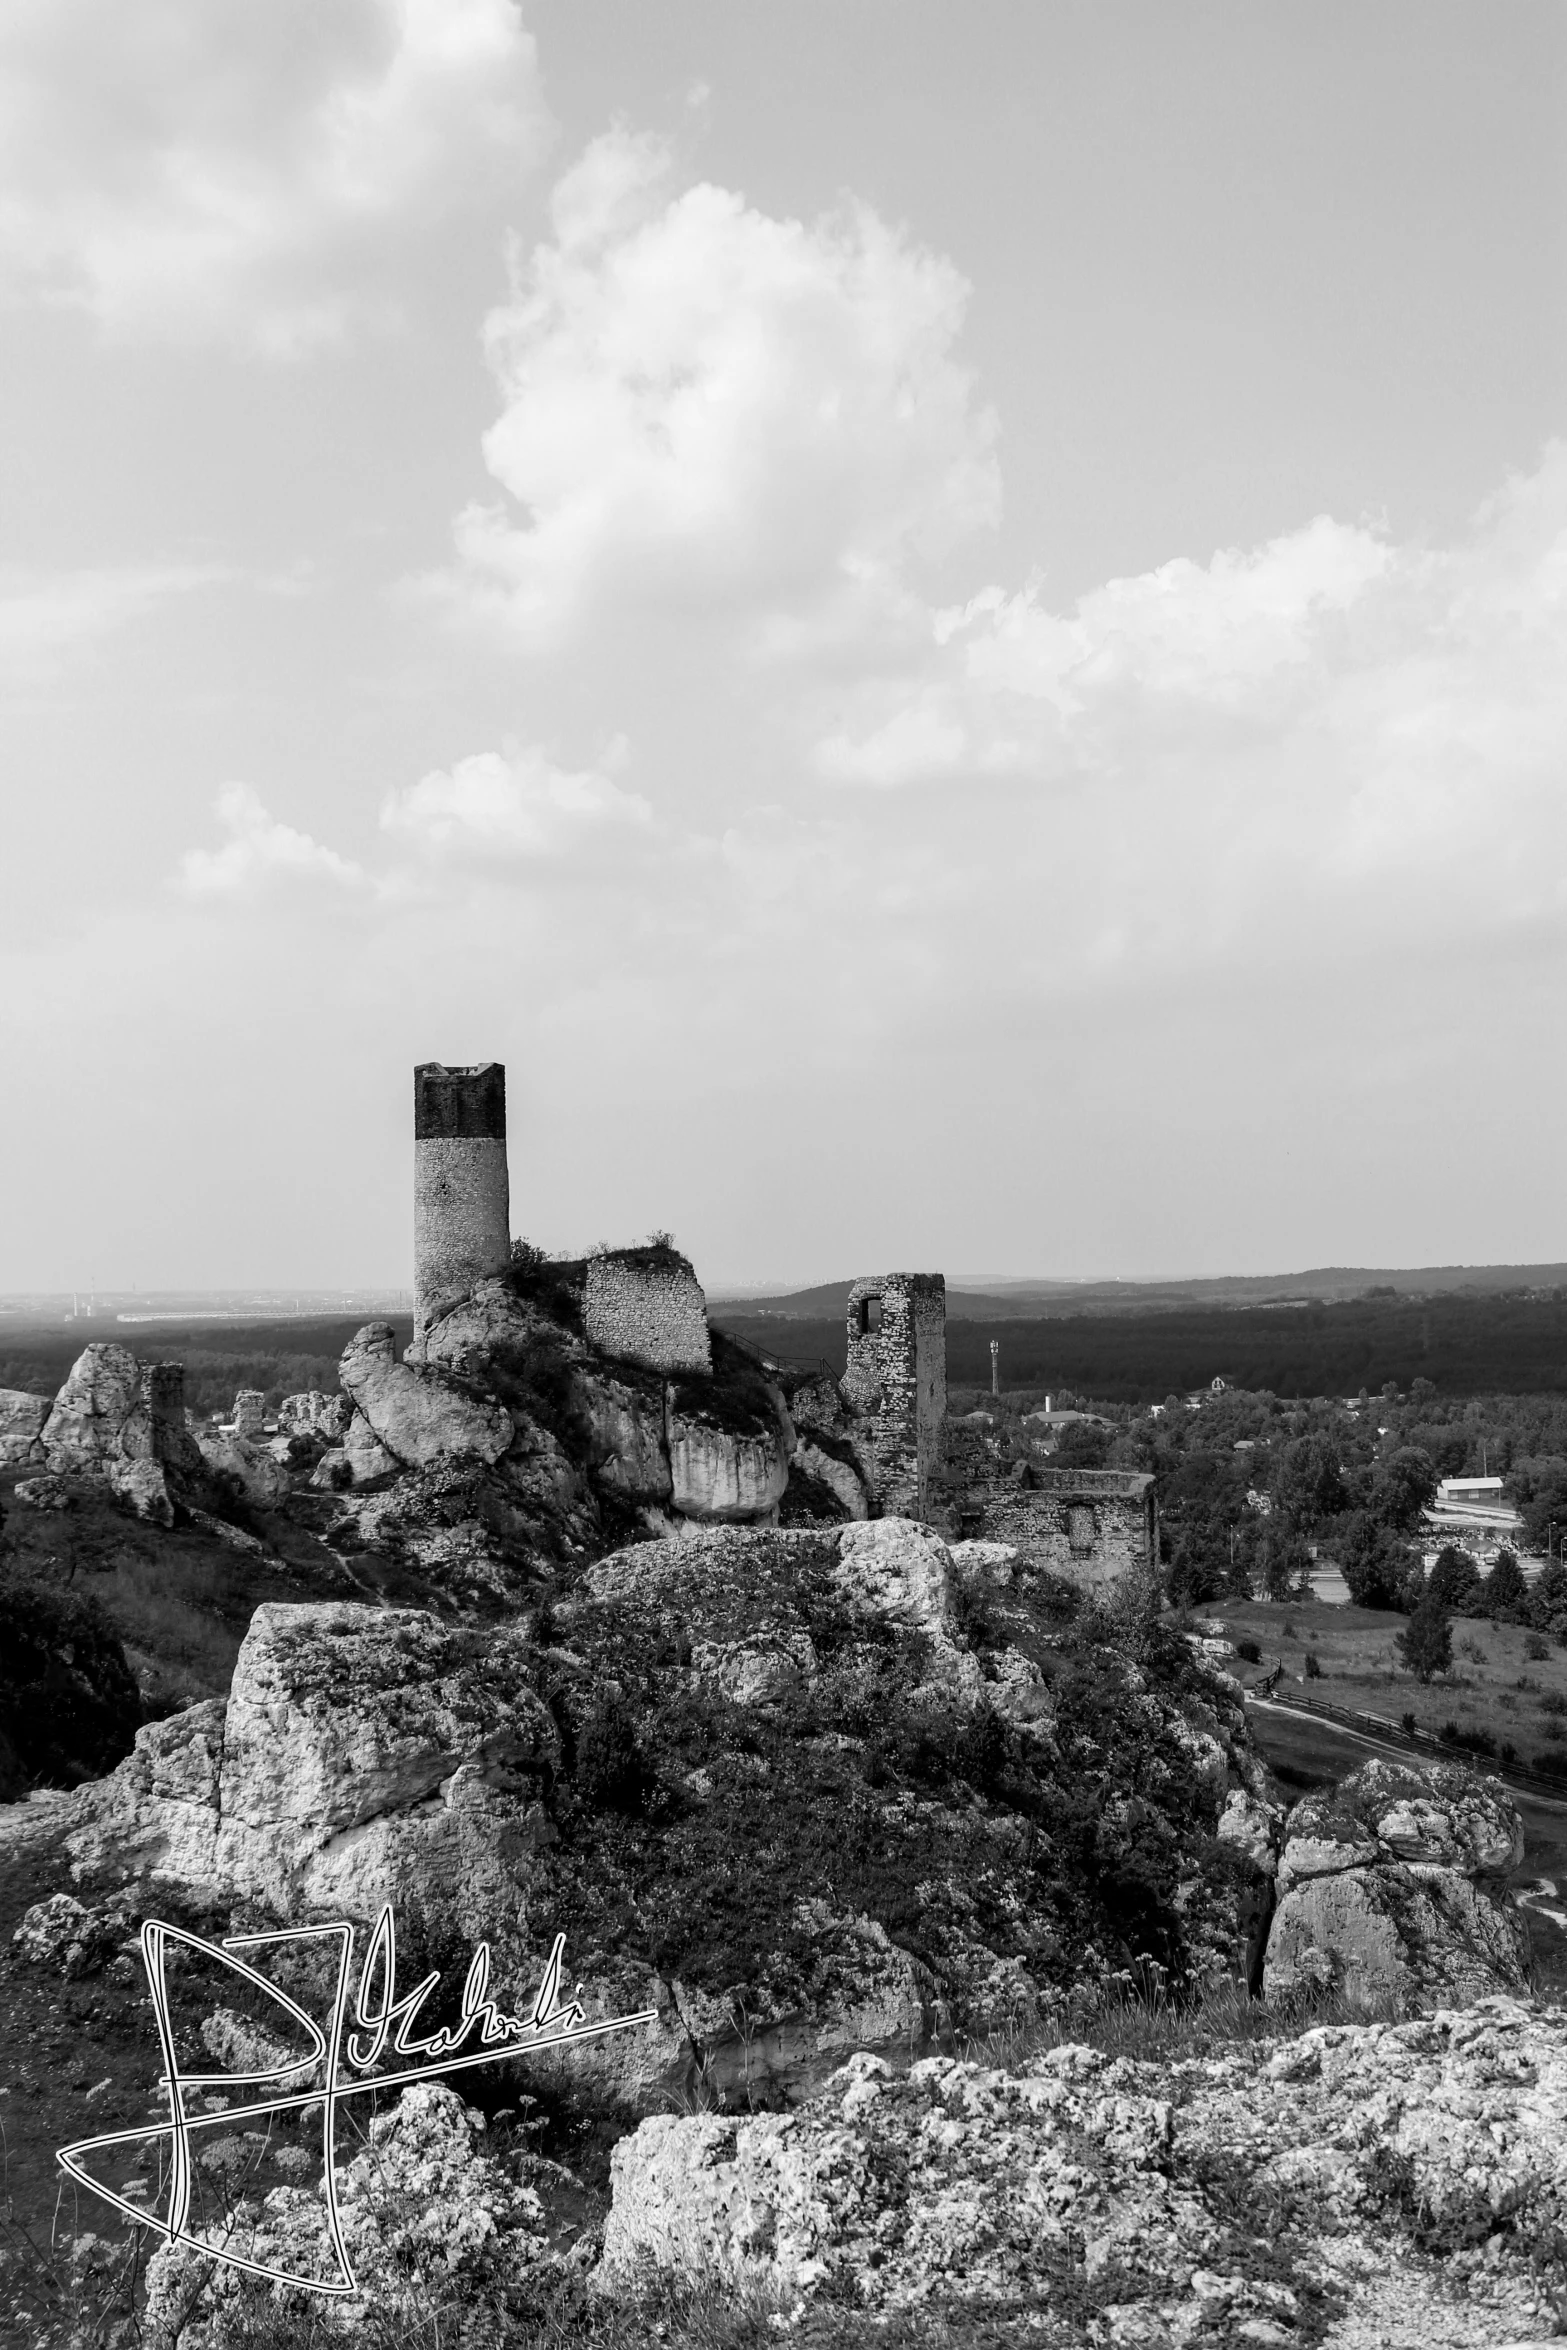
[1245,1683,1567,1801]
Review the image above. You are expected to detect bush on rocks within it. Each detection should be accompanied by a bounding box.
[0,1569,143,1795]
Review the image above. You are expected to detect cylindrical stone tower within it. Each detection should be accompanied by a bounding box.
[413,1062,510,1350]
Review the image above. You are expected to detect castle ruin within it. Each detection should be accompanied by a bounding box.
[982,1466,1159,1591]
[840,1273,948,1520]
[413,1061,511,1351]
[583,1248,712,1376]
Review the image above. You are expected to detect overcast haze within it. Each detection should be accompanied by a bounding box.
[2,1,1564,1294]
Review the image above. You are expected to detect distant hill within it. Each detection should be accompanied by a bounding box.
[710,1265,1567,1323]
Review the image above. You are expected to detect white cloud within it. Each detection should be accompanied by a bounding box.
[0,563,223,681]
[380,740,651,859]
[178,784,364,895]
[449,126,999,645]
[804,442,1567,975]
[0,0,547,351]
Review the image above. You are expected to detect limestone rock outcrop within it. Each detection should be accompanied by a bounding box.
[277,1390,350,1440]
[789,1438,869,1518]
[1264,1758,1528,2008]
[68,1602,559,1939]
[667,1405,790,1521]
[835,1516,956,1640]
[142,2080,551,2342]
[575,1367,672,1502]
[230,1389,267,1436]
[0,1387,49,1467]
[194,1427,293,1506]
[340,1322,512,1472]
[40,1341,142,1472]
[39,1342,205,1525]
[597,2000,1567,2337]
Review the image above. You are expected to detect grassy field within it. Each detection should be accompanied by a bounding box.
[1205,1597,1567,1778]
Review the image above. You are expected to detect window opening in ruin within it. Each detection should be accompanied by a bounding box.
[858,1296,883,1335]
[1068,1505,1096,1556]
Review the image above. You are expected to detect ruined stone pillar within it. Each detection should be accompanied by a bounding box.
[413,1062,510,1350]
[843,1273,947,1520]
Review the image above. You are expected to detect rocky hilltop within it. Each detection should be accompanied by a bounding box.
[1,1244,1561,2344]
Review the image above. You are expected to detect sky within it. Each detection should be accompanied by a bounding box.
[1,0,1564,1293]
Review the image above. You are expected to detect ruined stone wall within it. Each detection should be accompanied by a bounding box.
[978,1468,1157,1592]
[413,1062,511,1350]
[842,1273,947,1521]
[584,1251,712,1376]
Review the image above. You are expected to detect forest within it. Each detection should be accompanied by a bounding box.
[717,1288,1567,1401]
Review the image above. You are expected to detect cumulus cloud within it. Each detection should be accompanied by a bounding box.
[807,443,1567,977]
[380,740,651,858]
[178,785,364,895]
[0,0,547,350]
[448,125,999,645]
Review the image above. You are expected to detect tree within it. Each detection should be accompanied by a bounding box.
[1398,1597,1452,1683]
[1272,1433,1345,1529]
[1482,1549,1528,1620]
[1167,1534,1228,1610]
[1531,1555,1567,1636]
[1338,1513,1415,1612]
[1259,1524,1314,1603]
[1372,1446,1438,1532]
[1427,1544,1483,1616]
[1520,1474,1567,1555]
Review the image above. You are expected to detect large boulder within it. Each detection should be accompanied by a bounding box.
[0,1387,49,1468]
[1263,1758,1528,2007]
[68,1603,559,1940]
[835,1517,956,1640]
[339,1323,512,1472]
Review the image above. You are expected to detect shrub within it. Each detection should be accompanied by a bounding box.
[572,1691,650,1813]
[1303,1652,1322,1679]
[1526,1632,1551,1662]
[1235,1638,1262,1664]
[1540,1691,1567,1716]
[1400,1710,1418,1735]
[1280,1619,1296,1640]
[1535,1751,1567,1783]
[1501,1740,1519,1766]
[1439,1722,1497,1757]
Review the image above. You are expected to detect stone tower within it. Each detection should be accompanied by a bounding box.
[413,1061,510,1349]
[841,1273,947,1520]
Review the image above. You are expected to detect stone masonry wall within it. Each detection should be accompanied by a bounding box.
[583,1251,712,1377]
[979,1468,1157,1592]
[841,1273,947,1521]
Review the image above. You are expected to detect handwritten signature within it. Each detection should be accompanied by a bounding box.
[56,1909,655,2296]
